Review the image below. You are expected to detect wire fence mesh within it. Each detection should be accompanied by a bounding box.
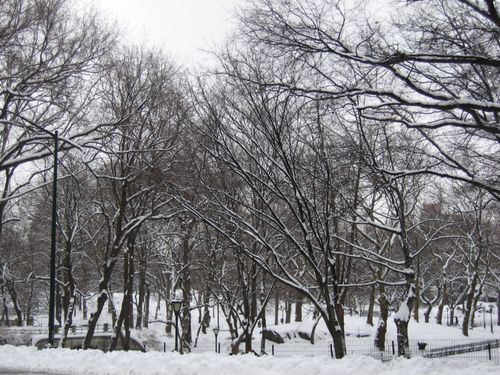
[189,337,500,364]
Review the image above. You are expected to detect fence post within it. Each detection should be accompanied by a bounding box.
[164,342,166,353]
[329,343,334,358]
[218,343,221,354]
[392,341,395,356]
[488,344,491,361]
[272,344,274,356]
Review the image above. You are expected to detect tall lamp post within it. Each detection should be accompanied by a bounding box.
[213,327,219,353]
[489,305,494,334]
[47,130,59,347]
[172,299,182,353]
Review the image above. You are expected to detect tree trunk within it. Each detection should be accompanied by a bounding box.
[436,285,447,325]
[60,294,76,348]
[6,281,22,326]
[295,293,302,322]
[122,236,136,350]
[109,303,125,352]
[180,218,194,350]
[244,326,252,353]
[326,304,345,359]
[374,293,389,351]
[56,282,62,326]
[201,292,210,334]
[144,287,150,328]
[250,263,257,323]
[154,292,161,320]
[394,283,417,358]
[83,288,108,349]
[366,285,375,326]
[285,300,291,324]
[2,287,9,326]
[166,297,173,335]
[413,288,419,322]
[135,251,146,329]
[83,298,87,320]
[310,315,321,344]
[470,283,484,329]
[274,292,279,325]
[25,280,35,325]
[13,297,22,326]
[109,292,117,328]
[423,303,432,323]
[497,290,500,326]
[83,260,117,350]
[462,275,478,337]
[60,240,77,348]
[395,319,409,357]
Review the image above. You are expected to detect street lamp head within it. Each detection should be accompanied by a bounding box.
[213,327,220,336]
[172,299,182,313]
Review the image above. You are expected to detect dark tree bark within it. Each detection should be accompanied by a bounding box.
[60,240,77,348]
[366,286,375,326]
[295,293,303,322]
[436,284,447,325]
[5,281,22,326]
[135,244,147,329]
[144,287,150,328]
[374,293,389,351]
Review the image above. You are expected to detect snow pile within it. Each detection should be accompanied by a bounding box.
[0,345,498,375]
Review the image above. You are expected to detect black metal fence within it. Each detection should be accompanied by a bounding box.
[190,337,500,364]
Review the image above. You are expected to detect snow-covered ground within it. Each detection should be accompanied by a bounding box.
[2,297,498,373]
[0,344,499,375]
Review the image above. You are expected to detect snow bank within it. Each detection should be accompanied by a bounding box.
[0,345,498,375]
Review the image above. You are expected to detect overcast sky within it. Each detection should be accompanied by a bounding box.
[85,0,243,67]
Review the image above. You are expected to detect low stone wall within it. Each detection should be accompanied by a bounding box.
[33,334,145,352]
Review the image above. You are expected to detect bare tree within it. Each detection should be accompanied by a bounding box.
[236,0,499,200]
[83,47,184,350]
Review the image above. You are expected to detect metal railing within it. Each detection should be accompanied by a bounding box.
[187,337,500,364]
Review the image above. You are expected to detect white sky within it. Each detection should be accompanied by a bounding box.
[85,0,244,67]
